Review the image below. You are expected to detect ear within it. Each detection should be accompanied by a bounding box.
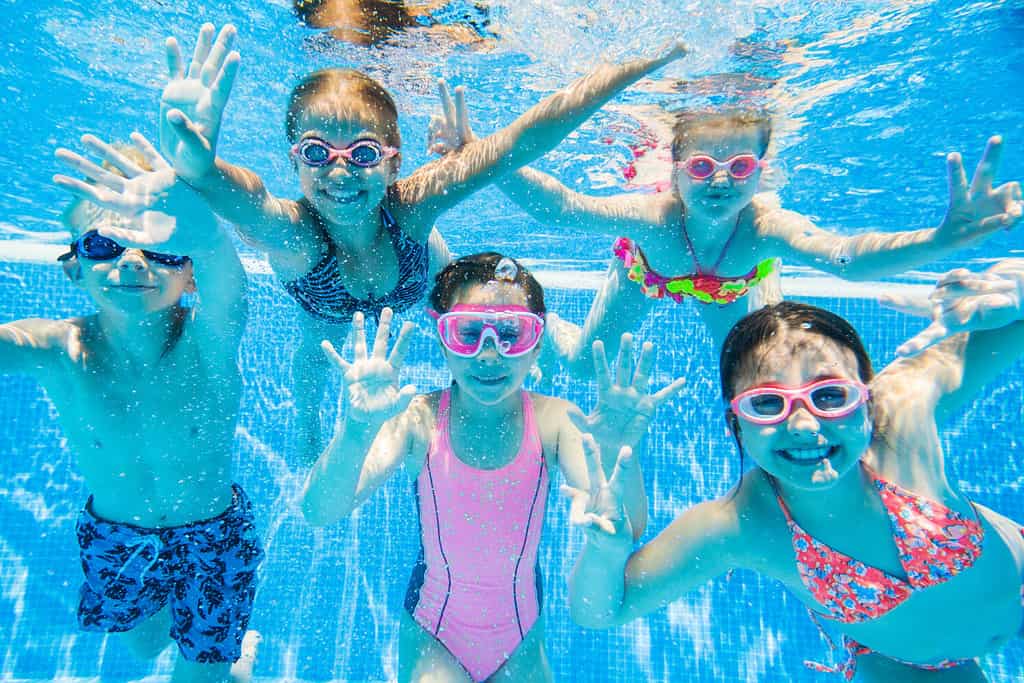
[61,257,83,284]
[386,151,402,185]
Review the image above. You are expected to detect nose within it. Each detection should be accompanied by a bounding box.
[786,399,821,438]
[710,168,731,186]
[117,250,148,271]
[475,337,501,362]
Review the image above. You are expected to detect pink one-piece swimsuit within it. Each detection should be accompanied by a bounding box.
[404,388,549,682]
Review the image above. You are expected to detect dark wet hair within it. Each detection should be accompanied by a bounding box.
[429,252,546,316]
[719,301,874,486]
[284,68,401,147]
[670,108,773,161]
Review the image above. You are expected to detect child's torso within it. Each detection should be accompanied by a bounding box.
[740,467,1024,664]
[44,320,240,526]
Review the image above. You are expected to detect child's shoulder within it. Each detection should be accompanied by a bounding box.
[525,391,575,416]
[7,315,88,353]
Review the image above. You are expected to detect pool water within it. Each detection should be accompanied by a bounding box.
[1,0,1023,681]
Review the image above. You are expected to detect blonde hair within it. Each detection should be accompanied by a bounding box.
[284,68,400,147]
[670,109,773,161]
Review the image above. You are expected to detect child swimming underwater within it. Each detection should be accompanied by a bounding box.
[300,253,684,682]
[156,23,686,461]
[0,134,262,682]
[565,261,1024,681]
[429,93,1024,375]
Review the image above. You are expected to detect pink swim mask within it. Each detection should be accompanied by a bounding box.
[430,304,544,358]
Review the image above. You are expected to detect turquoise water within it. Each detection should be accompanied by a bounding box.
[1,0,1023,680]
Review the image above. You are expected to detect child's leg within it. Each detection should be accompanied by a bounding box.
[119,607,172,660]
[166,630,260,683]
[567,261,653,378]
[292,320,346,466]
[398,610,473,683]
[489,617,552,682]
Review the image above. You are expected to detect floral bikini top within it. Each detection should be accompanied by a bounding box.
[613,237,776,305]
[768,468,984,624]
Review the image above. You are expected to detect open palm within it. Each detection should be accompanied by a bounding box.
[321,308,417,425]
[159,23,240,183]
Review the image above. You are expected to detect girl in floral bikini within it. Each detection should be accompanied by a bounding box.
[430,97,1023,375]
[565,258,1024,681]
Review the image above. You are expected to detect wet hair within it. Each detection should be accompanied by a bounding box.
[670,108,773,161]
[429,252,546,316]
[718,301,874,487]
[284,68,401,147]
[293,0,417,44]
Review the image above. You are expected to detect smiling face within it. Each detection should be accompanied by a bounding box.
[729,326,873,489]
[294,108,400,224]
[62,201,195,316]
[440,282,541,406]
[674,125,764,216]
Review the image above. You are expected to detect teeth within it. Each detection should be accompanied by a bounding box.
[784,446,831,461]
[323,189,359,203]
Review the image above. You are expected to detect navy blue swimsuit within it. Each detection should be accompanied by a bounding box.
[283,206,430,323]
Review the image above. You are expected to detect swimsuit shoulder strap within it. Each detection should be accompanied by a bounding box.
[762,471,797,525]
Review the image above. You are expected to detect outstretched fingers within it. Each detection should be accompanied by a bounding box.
[437,78,456,129]
[614,333,634,388]
[54,148,126,193]
[946,152,969,208]
[592,339,612,395]
[651,376,687,407]
[81,134,145,178]
[165,36,184,79]
[630,341,655,392]
[895,320,950,357]
[200,24,236,87]
[454,85,471,140]
[128,132,171,172]
[388,321,416,370]
[969,135,1003,197]
[372,307,394,359]
[187,23,215,80]
[351,311,369,361]
[320,339,352,372]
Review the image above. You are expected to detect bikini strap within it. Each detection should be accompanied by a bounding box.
[762,471,797,525]
[429,388,453,463]
[680,211,743,275]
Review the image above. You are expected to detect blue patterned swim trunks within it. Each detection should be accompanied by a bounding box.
[76,484,264,663]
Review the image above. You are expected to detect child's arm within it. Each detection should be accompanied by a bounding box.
[427,82,663,238]
[53,133,248,347]
[760,138,1023,280]
[559,333,686,538]
[396,44,687,239]
[158,24,319,272]
[301,309,420,526]
[0,319,72,378]
[877,259,1024,423]
[563,442,738,628]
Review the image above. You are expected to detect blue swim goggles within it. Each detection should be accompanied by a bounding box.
[58,230,190,268]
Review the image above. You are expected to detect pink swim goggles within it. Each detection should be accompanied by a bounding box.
[677,154,762,180]
[291,137,398,168]
[429,304,545,358]
[730,378,869,425]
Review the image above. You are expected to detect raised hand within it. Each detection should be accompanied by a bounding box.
[935,136,1024,248]
[321,308,417,424]
[53,132,212,253]
[159,23,240,184]
[896,264,1024,357]
[571,333,686,450]
[561,435,635,548]
[427,79,476,156]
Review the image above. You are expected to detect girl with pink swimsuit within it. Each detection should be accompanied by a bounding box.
[301,252,684,682]
[565,258,1024,682]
